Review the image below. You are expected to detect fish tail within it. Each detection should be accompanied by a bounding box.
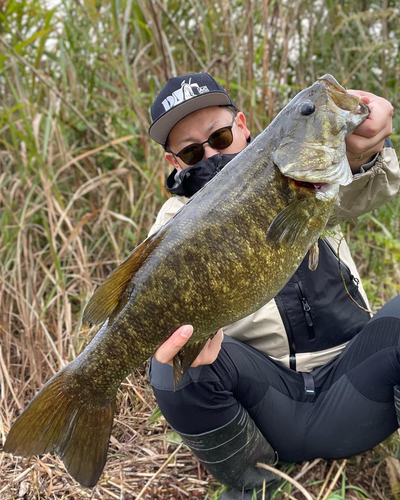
[4,366,116,488]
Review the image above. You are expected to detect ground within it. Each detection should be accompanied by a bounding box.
[1,368,399,500]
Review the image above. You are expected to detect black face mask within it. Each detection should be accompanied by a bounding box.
[166,153,239,197]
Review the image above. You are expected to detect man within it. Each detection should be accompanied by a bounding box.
[147,73,400,499]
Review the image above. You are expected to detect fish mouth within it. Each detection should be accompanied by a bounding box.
[318,73,370,145]
[318,74,359,111]
[293,180,329,192]
[318,74,370,117]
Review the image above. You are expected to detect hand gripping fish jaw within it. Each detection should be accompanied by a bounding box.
[272,74,369,189]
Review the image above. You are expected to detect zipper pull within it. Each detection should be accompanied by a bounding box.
[351,275,360,287]
[302,299,313,326]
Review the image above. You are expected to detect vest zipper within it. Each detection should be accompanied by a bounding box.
[295,281,316,340]
[324,239,368,310]
[274,294,297,370]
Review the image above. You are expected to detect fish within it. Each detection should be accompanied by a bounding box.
[4,74,369,488]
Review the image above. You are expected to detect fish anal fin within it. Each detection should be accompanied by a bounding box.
[266,198,313,247]
[172,335,214,390]
[308,241,320,271]
[83,233,163,325]
[4,367,116,488]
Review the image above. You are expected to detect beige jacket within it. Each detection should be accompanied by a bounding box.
[149,148,400,371]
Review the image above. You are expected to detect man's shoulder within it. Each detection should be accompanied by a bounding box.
[148,196,189,236]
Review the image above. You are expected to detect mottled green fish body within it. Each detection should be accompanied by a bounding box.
[4,75,369,487]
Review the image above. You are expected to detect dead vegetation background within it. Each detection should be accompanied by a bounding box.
[1,0,400,498]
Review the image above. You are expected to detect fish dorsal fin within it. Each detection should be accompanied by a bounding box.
[83,233,162,325]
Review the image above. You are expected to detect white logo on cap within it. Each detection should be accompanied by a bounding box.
[162,79,210,111]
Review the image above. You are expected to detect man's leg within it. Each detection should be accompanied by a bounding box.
[300,295,400,460]
[148,337,282,491]
[148,333,313,491]
[148,296,400,486]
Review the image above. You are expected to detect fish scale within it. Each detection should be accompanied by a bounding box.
[4,74,369,488]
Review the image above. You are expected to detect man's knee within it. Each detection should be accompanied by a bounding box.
[148,357,239,433]
[370,295,400,322]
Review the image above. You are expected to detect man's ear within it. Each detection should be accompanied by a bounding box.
[235,111,251,140]
[165,152,182,171]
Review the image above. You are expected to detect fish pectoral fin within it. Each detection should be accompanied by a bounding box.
[326,209,341,228]
[172,335,213,390]
[266,198,314,247]
[308,241,320,271]
[83,232,163,325]
[4,367,116,488]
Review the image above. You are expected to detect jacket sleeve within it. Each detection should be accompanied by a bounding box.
[336,144,399,220]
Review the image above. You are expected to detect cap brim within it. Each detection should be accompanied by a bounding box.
[148,92,233,145]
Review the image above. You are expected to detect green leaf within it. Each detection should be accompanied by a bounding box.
[148,405,163,423]
[14,28,53,52]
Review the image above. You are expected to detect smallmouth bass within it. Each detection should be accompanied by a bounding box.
[4,74,369,487]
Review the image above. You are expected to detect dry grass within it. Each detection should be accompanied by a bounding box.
[1,396,399,500]
[1,362,399,500]
[0,370,221,500]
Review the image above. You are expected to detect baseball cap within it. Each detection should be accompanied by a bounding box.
[149,73,235,146]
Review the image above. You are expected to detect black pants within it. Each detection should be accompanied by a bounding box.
[148,295,400,462]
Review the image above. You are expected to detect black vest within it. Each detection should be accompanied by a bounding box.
[275,239,371,370]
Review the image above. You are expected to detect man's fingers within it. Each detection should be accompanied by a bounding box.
[346,129,385,154]
[154,326,224,367]
[345,90,393,171]
[154,325,193,365]
[359,95,371,104]
[349,116,392,143]
[347,89,372,97]
[207,328,224,362]
[191,329,224,367]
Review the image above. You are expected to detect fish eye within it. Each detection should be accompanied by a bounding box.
[300,102,315,116]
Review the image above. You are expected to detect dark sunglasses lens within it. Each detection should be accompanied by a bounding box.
[209,127,234,150]
[177,124,234,165]
[179,144,204,165]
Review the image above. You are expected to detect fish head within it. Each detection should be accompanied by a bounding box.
[272,74,370,188]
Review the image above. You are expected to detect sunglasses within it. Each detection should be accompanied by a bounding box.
[167,114,236,166]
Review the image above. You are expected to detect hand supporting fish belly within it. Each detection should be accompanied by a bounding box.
[4,74,369,488]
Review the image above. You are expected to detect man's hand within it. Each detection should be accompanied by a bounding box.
[154,325,224,367]
[346,90,394,173]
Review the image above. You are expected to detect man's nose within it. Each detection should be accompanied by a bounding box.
[203,143,220,159]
